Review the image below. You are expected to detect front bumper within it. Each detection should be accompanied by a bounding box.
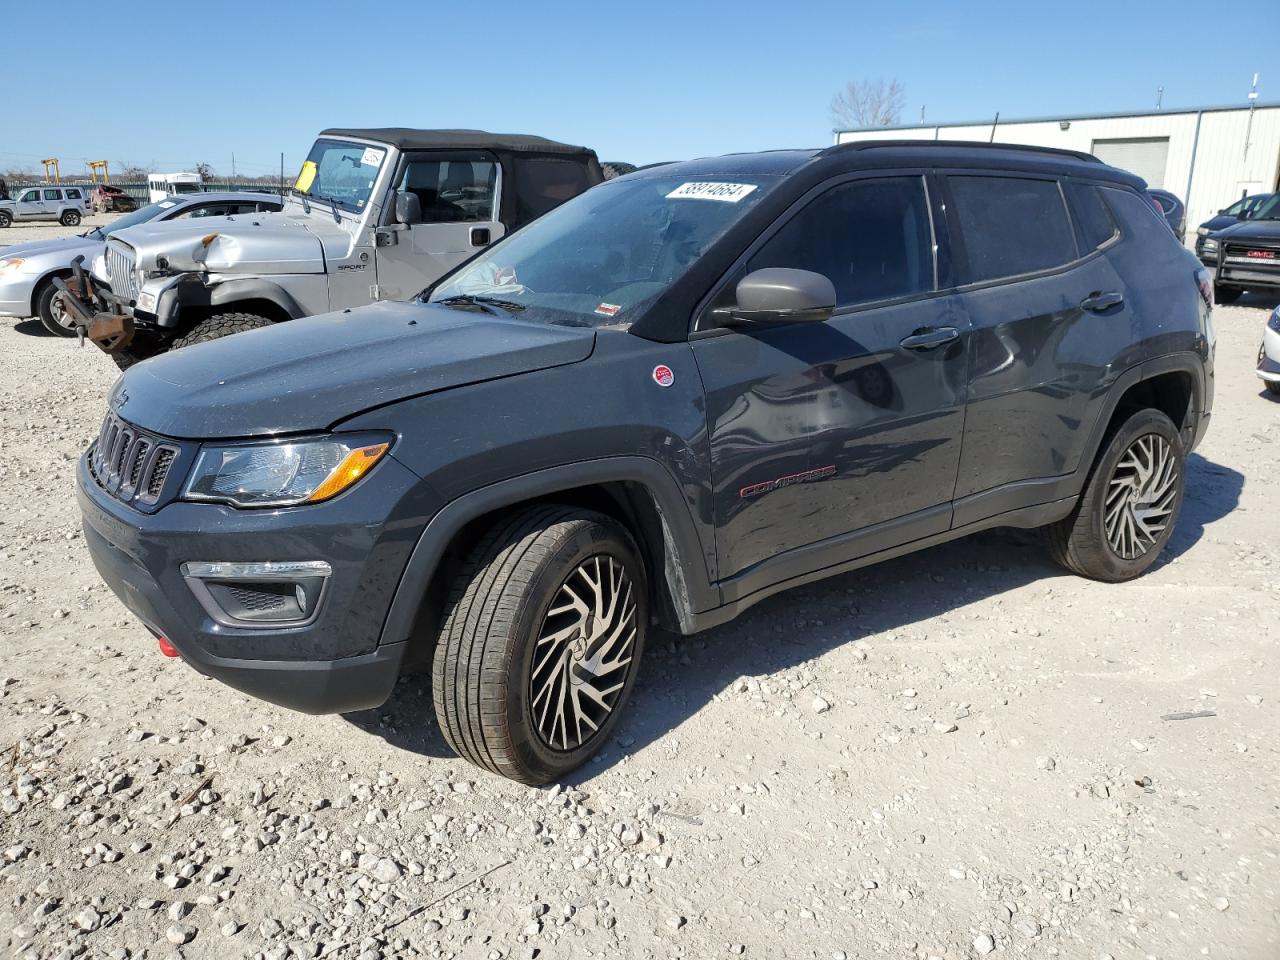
[1259,326,1280,383]
[0,276,36,317]
[76,449,431,714]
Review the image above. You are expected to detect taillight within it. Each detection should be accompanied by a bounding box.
[1195,268,1213,310]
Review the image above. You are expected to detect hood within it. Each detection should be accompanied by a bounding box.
[110,301,596,439]
[1214,219,1280,242]
[108,208,336,275]
[1198,214,1238,233]
[0,234,101,261]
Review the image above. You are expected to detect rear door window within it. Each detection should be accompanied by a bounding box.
[947,175,1078,283]
[734,176,935,309]
[44,189,62,201]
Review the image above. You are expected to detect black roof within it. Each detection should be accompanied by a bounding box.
[320,128,596,157]
[632,140,1141,188]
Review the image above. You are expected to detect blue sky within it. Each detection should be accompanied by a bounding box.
[3,0,1270,178]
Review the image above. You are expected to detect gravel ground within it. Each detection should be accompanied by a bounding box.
[0,212,125,247]
[0,230,1277,960]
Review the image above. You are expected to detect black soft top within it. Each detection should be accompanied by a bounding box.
[320,128,596,157]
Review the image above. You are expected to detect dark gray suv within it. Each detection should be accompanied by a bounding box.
[78,141,1215,784]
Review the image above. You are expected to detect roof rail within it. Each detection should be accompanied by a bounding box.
[819,139,1103,165]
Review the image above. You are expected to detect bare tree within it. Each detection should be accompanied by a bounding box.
[830,78,906,130]
[195,162,215,182]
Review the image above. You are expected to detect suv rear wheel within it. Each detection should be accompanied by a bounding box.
[0,210,11,228]
[171,312,274,350]
[60,209,81,227]
[433,505,647,784]
[1045,409,1185,581]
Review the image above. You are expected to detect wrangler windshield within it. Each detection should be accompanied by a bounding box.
[293,138,387,213]
[430,175,774,327]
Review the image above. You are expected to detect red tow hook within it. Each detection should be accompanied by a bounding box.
[157,635,180,658]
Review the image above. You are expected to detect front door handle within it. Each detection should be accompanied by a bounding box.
[1080,291,1124,312]
[900,326,959,351]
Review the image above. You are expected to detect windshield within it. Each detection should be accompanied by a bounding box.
[430,175,775,328]
[1251,194,1280,220]
[89,199,177,238]
[293,138,387,214]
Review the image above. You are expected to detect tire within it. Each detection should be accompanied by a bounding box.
[60,209,81,227]
[171,312,273,350]
[1265,379,1280,396]
[601,161,637,180]
[35,279,78,337]
[433,505,648,784]
[1045,409,1185,582]
[1214,284,1243,305]
[0,210,11,228]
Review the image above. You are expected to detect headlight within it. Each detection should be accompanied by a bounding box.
[1202,237,1219,252]
[0,257,26,275]
[1197,227,1210,237]
[182,434,392,508]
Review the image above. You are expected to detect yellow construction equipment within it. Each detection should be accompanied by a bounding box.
[41,158,61,183]
[87,160,110,184]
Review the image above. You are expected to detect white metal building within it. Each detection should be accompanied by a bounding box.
[834,103,1280,242]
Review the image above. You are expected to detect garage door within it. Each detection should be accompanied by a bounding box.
[1091,138,1170,188]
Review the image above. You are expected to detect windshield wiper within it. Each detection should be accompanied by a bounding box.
[310,192,342,223]
[435,294,527,314]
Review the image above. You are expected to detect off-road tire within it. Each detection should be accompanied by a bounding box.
[171,312,274,350]
[1045,409,1185,582]
[60,209,81,227]
[0,210,11,228]
[1214,284,1243,305]
[433,505,647,784]
[601,161,637,180]
[35,279,77,337]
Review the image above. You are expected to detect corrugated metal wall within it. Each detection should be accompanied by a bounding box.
[835,106,1280,245]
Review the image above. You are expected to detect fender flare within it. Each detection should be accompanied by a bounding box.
[156,277,308,327]
[377,456,718,649]
[1077,352,1207,476]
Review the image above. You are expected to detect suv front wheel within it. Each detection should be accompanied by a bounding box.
[1045,409,1186,581]
[433,505,647,784]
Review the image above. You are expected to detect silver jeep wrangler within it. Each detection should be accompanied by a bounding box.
[64,129,607,367]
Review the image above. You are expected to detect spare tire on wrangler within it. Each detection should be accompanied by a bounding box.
[601,161,637,180]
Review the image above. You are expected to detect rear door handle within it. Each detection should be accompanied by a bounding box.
[900,326,959,351]
[1080,291,1124,312]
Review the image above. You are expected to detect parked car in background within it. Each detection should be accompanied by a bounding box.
[62,128,610,368]
[93,184,137,213]
[1259,305,1280,395]
[1196,192,1277,265]
[1208,193,1280,303]
[0,192,282,336]
[0,185,89,227]
[1148,188,1185,243]
[77,141,1213,784]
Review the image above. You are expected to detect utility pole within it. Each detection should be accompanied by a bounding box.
[280,153,284,196]
[920,105,926,126]
[232,152,237,178]
[1155,86,1164,110]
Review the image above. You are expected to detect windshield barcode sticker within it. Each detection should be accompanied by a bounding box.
[666,182,757,203]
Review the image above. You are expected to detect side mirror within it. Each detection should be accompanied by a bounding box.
[716,267,836,326]
[395,190,421,226]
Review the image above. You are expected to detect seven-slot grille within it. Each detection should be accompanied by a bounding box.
[105,239,140,301]
[89,411,179,505]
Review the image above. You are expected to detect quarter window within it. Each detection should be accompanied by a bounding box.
[514,158,594,225]
[948,176,1078,283]
[738,177,935,309]
[1065,182,1118,251]
[65,188,82,200]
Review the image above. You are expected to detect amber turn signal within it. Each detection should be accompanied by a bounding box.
[305,443,391,503]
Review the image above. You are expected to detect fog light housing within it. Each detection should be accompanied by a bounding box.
[181,560,331,627]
